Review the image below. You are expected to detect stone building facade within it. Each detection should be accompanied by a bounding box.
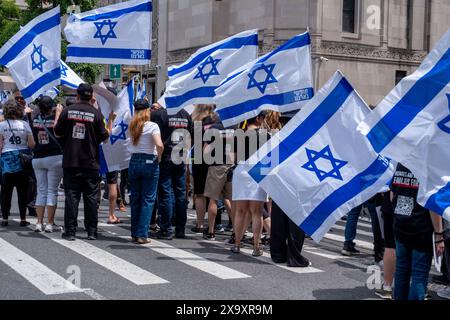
[154,0,450,107]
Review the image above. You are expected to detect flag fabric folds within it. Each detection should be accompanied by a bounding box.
[214,32,313,127]
[60,60,84,89]
[65,0,152,65]
[241,71,394,242]
[99,79,135,174]
[0,6,61,103]
[359,28,450,222]
[163,29,258,114]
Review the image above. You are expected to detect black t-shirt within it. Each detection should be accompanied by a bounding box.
[32,113,63,159]
[204,120,235,166]
[54,103,109,170]
[391,163,433,252]
[151,108,193,163]
[234,128,271,163]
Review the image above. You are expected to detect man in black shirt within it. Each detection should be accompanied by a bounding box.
[151,108,193,239]
[391,163,444,300]
[54,83,113,241]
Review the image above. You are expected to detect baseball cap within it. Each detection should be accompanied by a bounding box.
[77,83,93,98]
[134,99,150,111]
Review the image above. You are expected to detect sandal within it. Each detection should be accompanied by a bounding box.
[252,247,263,257]
[107,219,122,225]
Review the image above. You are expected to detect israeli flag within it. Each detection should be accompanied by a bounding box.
[60,60,84,89]
[136,82,142,101]
[359,28,450,222]
[0,91,8,103]
[140,80,147,99]
[214,32,313,127]
[42,87,60,99]
[242,71,394,241]
[0,6,61,103]
[65,0,152,65]
[164,29,258,114]
[99,78,135,174]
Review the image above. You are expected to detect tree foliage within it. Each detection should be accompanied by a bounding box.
[0,0,21,48]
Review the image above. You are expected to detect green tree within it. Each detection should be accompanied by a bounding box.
[0,0,21,48]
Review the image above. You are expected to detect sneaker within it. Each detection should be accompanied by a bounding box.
[149,224,160,233]
[252,248,263,257]
[425,291,432,301]
[215,224,225,233]
[157,231,173,240]
[224,234,236,245]
[437,286,450,300]
[190,226,203,234]
[35,223,44,232]
[374,286,393,300]
[62,233,75,241]
[432,275,450,286]
[230,246,240,254]
[52,224,63,232]
[175,231,186,239]
[44,224,53,233]
[203,233,216,241]
[20,221,30,227]
[224,224,233,232]
[1,220,8,227]
[261,235,270,246]
[341,247,360,256]
[87,234,97,240]
[136,237,151,244]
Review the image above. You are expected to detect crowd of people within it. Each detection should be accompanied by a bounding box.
[0,83,448,300]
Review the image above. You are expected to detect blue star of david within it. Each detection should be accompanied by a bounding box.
[302,145,348,182]
[247,63,277,94]
[194,56,221,83]
[437,94,450,134]
[110,120,128,145]
[93,19,117,45]
[31,44,47,73]
[60,63,68,77]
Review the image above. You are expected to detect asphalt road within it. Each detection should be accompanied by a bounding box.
[0,190,445,300]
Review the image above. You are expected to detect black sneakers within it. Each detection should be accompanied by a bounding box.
[175,231,186,239]
[203,233,216,241]
[157,231,173,240]
[62,233,76,241]
[341,246,360,256]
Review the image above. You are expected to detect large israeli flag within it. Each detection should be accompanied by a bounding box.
[164,29,258,114]
[0,6,61,103]
[65,0,152,65]
[60,60,84,89]
[214,32,313,127]
[359,28,450,222]
[99,79,135,174]
[241,71,394,242]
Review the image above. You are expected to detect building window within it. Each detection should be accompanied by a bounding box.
[395,70,407,85]
[342,0,357,33]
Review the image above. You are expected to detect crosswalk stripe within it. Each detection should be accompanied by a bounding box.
[50,236,169,285]
[322,233,373,250]
[303,249,349,260]
[331,224,374,237]
[236,247,324,274]
[0,238,82,295]
[119,237,250,280]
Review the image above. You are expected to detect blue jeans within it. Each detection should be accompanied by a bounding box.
[129,154,159,238]
[157,161,186,234]
[344,202,384,259]
[394,240,432,300]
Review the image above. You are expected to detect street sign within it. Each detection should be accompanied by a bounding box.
[110,64,121,80]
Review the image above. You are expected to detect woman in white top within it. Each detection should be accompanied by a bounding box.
[0,99,36,227]
[127,99,163,244]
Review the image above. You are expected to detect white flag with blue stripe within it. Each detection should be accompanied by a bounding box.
[60,60,84,89]
[241,71,394,242]
[65,0,152,65]
[0,6,61,103]
[164,29,258,114]
[99,78,135,174]
[214,32,313,127]
[359,28,450,222]
[140,80,146,99]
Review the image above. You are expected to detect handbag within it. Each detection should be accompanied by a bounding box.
[6,119,33,170]
[38,115,63,153]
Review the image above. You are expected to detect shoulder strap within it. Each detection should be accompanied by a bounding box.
[37,115,63,152]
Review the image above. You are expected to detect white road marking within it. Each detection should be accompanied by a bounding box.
[119,237,250,280]
[0,238,82,295]
[331,224,374,237]
[322,233,374,250]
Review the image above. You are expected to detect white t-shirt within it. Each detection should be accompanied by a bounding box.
[0,120,32,153]
[128,121,160,155]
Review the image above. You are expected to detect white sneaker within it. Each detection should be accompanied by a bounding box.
[35,223,44,232]
[44,224,53,233]
[437,286,450,300]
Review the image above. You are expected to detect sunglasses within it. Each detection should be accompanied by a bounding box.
[15,96,25,101]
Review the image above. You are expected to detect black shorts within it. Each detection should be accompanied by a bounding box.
[106,171,119,184]
[192,164,208,196]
